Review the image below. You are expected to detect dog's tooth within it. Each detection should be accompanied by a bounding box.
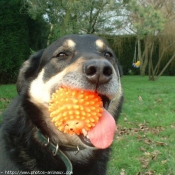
[86,134,90,139]
[82,128,88,137]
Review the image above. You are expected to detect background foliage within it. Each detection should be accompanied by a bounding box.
[104,35,175,76]
[0,0,49,83]
[0,0,175,84]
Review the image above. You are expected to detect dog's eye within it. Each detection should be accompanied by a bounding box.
[57,52,68,58]
[104,52,112,59]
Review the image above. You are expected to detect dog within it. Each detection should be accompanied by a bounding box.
[0,34,123,175]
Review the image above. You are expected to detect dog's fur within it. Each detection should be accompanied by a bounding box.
[0,34,123,175]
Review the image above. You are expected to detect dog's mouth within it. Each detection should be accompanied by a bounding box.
[99,94,110,109]
[49,87,116,149]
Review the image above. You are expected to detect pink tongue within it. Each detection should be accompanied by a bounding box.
[88,109,116,149]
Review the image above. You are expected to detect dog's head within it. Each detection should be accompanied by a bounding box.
[17,34,123,154]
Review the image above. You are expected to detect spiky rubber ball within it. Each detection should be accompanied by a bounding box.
[49,87,103,135]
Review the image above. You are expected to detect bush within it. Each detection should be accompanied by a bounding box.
[0,0,49,84]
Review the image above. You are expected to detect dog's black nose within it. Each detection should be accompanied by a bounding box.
[84,59,113,85]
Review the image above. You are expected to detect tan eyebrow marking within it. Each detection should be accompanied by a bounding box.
[66,39,76,48]
[53,39,76,57]
[95,39,105,49]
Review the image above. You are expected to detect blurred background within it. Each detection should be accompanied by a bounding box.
[0,0,175,84]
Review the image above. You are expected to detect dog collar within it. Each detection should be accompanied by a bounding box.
[36,129,86,174]
[36,129,86,152]
[36,129,73,174]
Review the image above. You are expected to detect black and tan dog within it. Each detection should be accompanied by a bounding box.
[0,34,123,175]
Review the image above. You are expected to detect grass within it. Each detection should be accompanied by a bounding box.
[0,76,175,174]
[0,84,17,122]
[108,76,175,175]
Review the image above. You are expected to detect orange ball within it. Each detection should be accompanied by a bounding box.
[49,87,103,135]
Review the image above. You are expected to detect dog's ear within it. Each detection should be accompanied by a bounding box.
[17,49,45,94]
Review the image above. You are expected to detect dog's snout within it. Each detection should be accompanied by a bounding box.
[84,59,113,85]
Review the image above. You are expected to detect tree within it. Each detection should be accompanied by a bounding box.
[124,0,175,80]
[22,0,123,44]
[124,0,166,77]
[149,0,175,80]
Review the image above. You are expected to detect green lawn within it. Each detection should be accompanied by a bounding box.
[0,76,175,174]
[0,84,17,122]
[108,76,175,175]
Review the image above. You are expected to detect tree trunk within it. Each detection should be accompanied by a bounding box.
[139,38,149,76]
[138,39,145,76]
[47,23,54,46]
[60,6,71,36]
[155,53,175,80]
[148,42,155,81]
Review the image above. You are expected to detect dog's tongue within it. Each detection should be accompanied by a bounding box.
[88,109,116,149]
